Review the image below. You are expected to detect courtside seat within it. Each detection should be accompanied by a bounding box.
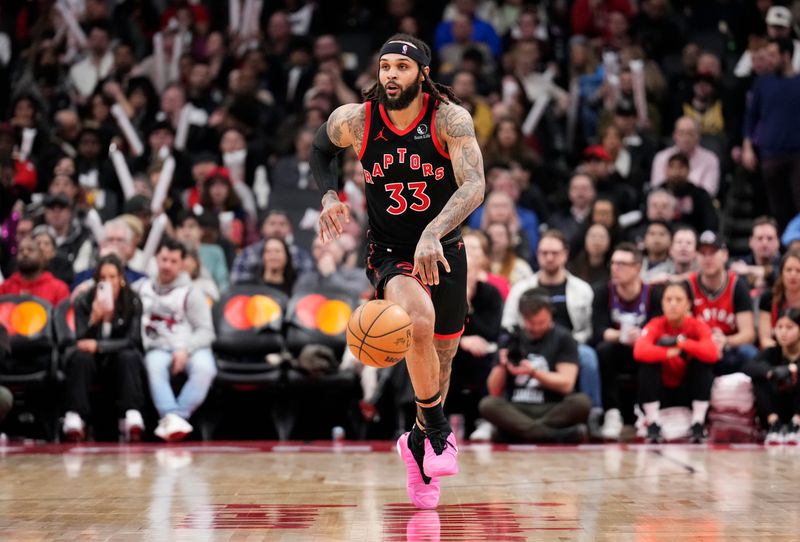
[280,289,363,440]
[284,290,356,360]
[0,295,59,439]
[212,284,288,368]
[206,285,289,439]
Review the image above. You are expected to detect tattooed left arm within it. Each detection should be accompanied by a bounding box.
[423,103,485,240]
[412,103,485,285]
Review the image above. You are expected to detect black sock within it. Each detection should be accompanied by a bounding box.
[420,403,449,433]
[409,422,431,484]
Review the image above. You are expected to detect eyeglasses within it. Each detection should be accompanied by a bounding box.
[610,260,637,267]
[537,250,563,257]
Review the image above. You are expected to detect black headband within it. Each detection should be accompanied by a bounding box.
[379,40,430,67]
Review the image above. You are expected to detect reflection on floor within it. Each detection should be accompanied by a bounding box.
[1,441,799,541]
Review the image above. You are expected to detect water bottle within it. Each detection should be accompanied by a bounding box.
[332,426,345,443]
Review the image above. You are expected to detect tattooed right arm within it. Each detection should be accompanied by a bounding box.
[326,103,366,151]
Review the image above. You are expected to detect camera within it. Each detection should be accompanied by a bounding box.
[499,326,525,366]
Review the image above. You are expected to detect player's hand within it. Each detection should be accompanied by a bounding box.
[318,192,350,243]
[412,232,450,286]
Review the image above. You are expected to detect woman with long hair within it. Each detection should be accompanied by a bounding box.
[243,236,298,297]
[745,308,800,445]
[479,190,534,263]
[571,198,622,255]
[568,222,611,286]
[462,228,510,300]
[759,250,800,348]
[482,117,539,170]
[63,254,146,442]
[634,281,720,443]
[200,168,253,249]
[485,221,533,287]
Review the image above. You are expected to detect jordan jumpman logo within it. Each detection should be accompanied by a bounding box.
[374,127,389,142]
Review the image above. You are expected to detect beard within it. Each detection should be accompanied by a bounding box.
[377,79,422,111]
[17,258,40,275]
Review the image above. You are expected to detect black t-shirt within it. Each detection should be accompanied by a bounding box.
[759,290,790,326]
[759,290,775,314]
[542,281,573,331]
[506,324,578,405]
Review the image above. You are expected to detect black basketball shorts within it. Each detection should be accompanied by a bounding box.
[365,236,467,339]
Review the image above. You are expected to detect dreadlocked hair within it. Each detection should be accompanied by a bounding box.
[362,33,461,108]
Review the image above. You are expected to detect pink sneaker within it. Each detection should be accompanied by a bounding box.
[396,432,440,509]
[423,430,459,477]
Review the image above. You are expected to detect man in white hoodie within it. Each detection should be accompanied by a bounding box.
[136,237,217,441]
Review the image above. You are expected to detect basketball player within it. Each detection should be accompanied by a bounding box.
[311,34,485,509]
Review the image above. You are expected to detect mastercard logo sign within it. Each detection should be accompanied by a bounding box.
[294,294,352,336]
[0,301,49,336]
[224,295,282,330]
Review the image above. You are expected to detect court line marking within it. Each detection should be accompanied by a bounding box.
[650,449,697,474]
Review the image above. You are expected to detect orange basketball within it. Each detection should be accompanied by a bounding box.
[346,300,413,368]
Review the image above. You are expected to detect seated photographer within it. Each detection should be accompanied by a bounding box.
[634,282,720,444]
[743,308,800,445]
[478,288,591,443]
[63,254,146,442]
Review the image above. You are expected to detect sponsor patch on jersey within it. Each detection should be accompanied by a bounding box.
[414,123,431,140]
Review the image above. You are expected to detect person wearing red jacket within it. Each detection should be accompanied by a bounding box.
[634,281,720,443]
[0,236,69,306]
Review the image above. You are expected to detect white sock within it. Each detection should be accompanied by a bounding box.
[643,401,660,424]
[692,400,709,425]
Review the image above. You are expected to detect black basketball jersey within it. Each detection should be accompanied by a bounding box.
[358,93,459,249]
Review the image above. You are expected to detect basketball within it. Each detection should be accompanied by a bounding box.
[346,300,413,368]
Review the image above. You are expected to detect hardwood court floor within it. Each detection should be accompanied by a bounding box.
[1,441,798,541]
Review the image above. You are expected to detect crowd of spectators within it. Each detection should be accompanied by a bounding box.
[2,0,800,444]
